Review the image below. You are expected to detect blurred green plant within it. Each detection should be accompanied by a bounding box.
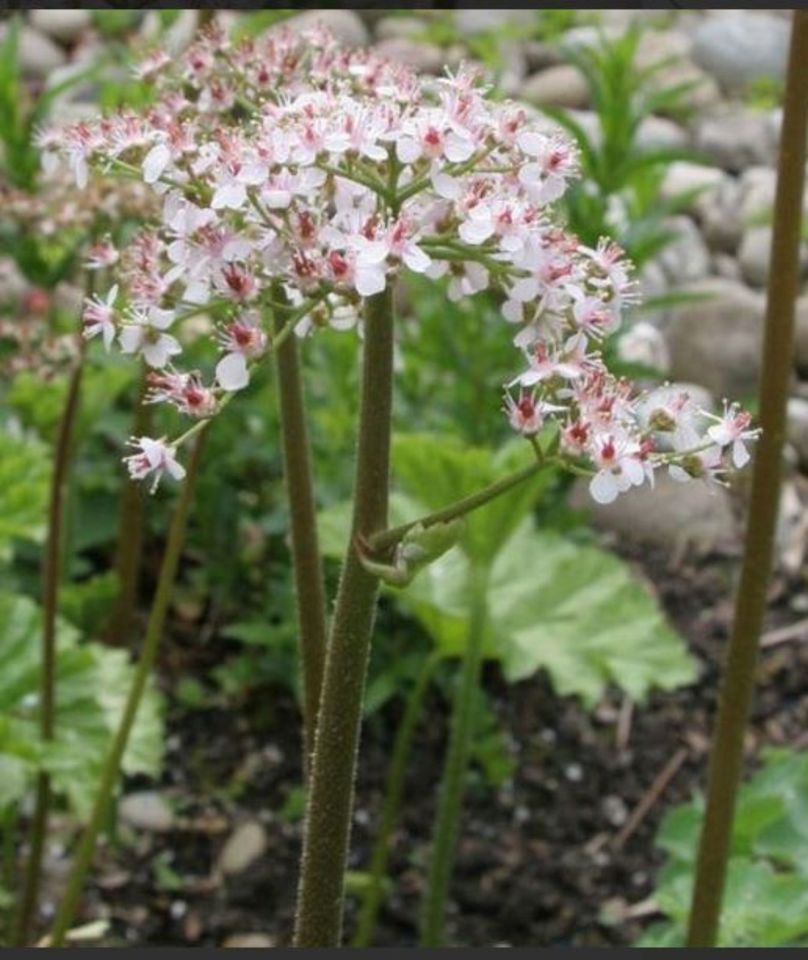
[641,749,808,947]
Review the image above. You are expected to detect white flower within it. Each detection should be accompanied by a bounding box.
[706,402,760,469]
[588,433,646,504]
[82,285,119,351]
[124,437,186,493]
[119,306,181,368]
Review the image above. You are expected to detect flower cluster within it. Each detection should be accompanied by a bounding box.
[42,22,757,496]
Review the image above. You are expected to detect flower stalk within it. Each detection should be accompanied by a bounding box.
[14,340,85,946]
[294,287,395,947]
[49,431,206,947]
[686,10,808,947]
[272,292,328,775]
[353,651,442,947]
[105,364,152,647]
[420,562,489,946]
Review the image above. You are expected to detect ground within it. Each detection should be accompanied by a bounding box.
[71,538,806,948]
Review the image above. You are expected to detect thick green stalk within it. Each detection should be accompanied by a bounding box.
[14,346,85,945]
[49,432,206,947]
[105,364,151,647]
[420,563,489,946]
[353,651,441,947]
[294,287,395,947]
[272,298,328,776]
[686,11,808,948]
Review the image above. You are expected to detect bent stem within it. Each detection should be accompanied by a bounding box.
[294,287,395,947]
[272,295,328,776]
[14,343,85,945]
[105,364,152,647]
[686,11,808,948]
[353,651,442,947]
[420,563,489,946]
[49,431,206,947]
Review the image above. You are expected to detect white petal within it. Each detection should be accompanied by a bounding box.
[431,169,460,200]
[590,471,619,504]
[733,440,750,469]
[402,244,431,273]
[396,137,421,164]
[166,456,187,481]
[444,132,475,163]
[119,326,143,354]
[355,265,386,297]
[216,352,249,392]
[143,143,171,184]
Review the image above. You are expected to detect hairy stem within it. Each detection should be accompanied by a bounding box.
[49,432,206,947]
[294,287,395,947]
[420,563,489,946]
[14,345,85,945]
[686,11,808,948]
[105,364,152,647]
[369,456,546,555]
[272,297,328,776]
[353,652,441,947]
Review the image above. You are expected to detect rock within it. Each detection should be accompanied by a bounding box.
[616,321,670,374]
[739,226,808,288]
[570,470,735,552]
[692,11,791,94]
[217,821,268,876]
[787,398,808,470]
[666,278,765,399]
[656,216,711,285]
[454,10,535,36]
[524,40,564,73]
[660,162,727,213]
[498,42,528,98]
[693,107,780,173]
[373,17,426,42]
[693,176,744,254]
[119,791,175,833]
[712,253,742,283]
[794,296,808,378]
[374,38,445,74]
[222,934,275,948]
[635,30,721,113]
[29,10,91,45]
[739,166,808,224]
[284,10,369,47]
[636,115,688,152]
[0,24,66,79]
[520,65,589,109]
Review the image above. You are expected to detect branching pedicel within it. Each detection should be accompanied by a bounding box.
[42,23,758,503]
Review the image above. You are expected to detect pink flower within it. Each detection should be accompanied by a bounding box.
[707,402,760,468]
[119,305,181,368]
[588,433,646,504]
[216,316,267,392]
[124,437,186,492]
[82,285,119,350]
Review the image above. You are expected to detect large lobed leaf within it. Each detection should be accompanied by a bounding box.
[0,593,164,817]
[641,749,808,947]
[0,429,51,560]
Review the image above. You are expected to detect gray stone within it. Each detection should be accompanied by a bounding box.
[616,321,670,374]
[633,30,720,113]
[374,38,444,74]
[222,934,275,948]
[739,166,808,224]
[794,296,808,378]
[29,10,91,45]
[524,40,564,73]
[787,398,808,470]
[693,175,744,254]
[711,253,742,283]
[285,10,369,47]
[636,115,688,152]
[739,226,808,289]
[659,162,727,214]
[692,11,791,94]
[454,10,535,36]
[217,821,268,876]
[656,216,711,285]
[570,469,735,552]
[520,65,589,110]
[693,107,780,173]
[373,17,426,42]
[0,24,66,79]
[119,791,175,833]
[666,277,765,399]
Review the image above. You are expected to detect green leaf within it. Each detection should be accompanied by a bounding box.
[0,428,51,559]
[0,592,164,819]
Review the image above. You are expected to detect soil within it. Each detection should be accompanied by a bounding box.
[61,540,808,947]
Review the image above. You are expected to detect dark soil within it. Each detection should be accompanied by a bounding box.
[64,541,808,947]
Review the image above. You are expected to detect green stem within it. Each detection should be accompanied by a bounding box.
[2,804,18,943]
[272,295,328,777]
[686,11,808,948]
[104,364,152,647]
[419,563,489,946]
[369,458,546,555]
[294,287,395,947]
[48,431,206,947]
[14,344,85,946]
[353,651,442,947]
